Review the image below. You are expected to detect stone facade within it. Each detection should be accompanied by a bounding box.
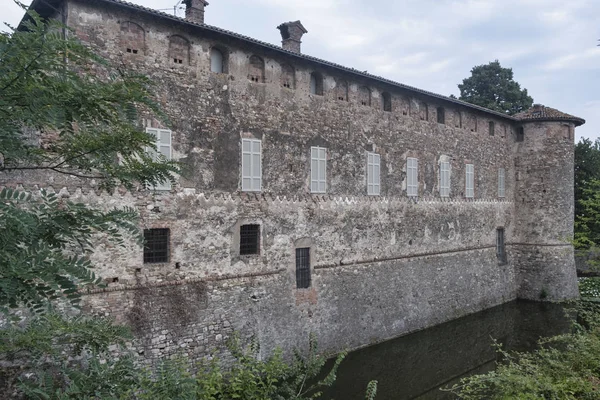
[9,0,585,361]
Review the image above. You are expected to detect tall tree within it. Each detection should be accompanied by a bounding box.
[458,60,534,115]
[0,9,178,314]
[574,138,600,249]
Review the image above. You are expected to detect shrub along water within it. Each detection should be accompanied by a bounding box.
[0,315,377,399]
[446,301,600,399]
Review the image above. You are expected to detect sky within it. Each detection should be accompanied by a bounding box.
[3,0,600,141]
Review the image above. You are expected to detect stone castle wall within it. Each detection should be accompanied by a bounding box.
[0,0,579,361]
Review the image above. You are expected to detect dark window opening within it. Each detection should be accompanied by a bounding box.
[382,92,392,112]
[144,228,169,263]
[516,127,524,142]
[126,48,139,54]
[359,86,371,106]
[240,224,260,255]
[496,228,507,264]
[296,247,311,289]
[310,72,324,95]
[437,107,445,124]
[173,58,183,64]
[248,55,265,83]
[489,121,495,136]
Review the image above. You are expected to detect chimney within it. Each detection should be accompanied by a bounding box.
[277,21,308,53]
[184,0,209,24]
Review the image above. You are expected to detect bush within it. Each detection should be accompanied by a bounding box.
[446,301,600,399]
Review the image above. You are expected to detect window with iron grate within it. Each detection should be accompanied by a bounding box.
[296,247,311,289]
[240,224,260,255]
[144,228,169,263]
[497,228,507,264]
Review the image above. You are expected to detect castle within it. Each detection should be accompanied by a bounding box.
[13,0,585,361]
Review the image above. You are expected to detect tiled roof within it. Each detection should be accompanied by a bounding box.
[28,0,584,127]
[514,104,585,126]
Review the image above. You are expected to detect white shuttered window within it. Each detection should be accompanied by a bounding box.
[440,161,450,197]
[367,152,381,195]
[242,139,262,192]
[498,168,506,198]
[465,164,474,198]
[407,157,418,197]
[146,127,172,191]
[311,147,327,193]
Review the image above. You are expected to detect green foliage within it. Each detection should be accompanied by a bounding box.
[0,7,179,314]
[4,321,374,400]
[447,301,600,399]
[0,313,137,399]
[0,187,142,313]
[579,277,600,298]
[0,9,178,192]
[458,60,533,115]
[574,139,600,250]
[574,180,600,250]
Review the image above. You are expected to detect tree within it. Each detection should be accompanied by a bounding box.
[457,60,533,115]
[0,9,178,314]
[574,139,600,250]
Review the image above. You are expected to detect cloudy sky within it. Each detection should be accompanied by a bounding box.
[4,0,599,140]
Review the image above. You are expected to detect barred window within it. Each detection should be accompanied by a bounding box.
[240,224,260,255]
[440,161,450,197]
[407,157,418,197]
[296,247,311,289]
[498,168,506,198]
[465,164,474,198]
[144,228,169,263]
[367,152,380,196]
[497,228,507,264]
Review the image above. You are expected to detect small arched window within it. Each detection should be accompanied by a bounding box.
[382,92,392,112]
[120,21,145,55]
[210,47,226,73]
[310,72,323,96]
[454,111,462,128]
[281,63,295,89]
[335,79,348,101]
[169,35,190,65]
[359,86,371,106]
[248,55,265,83]
[437,107,445,124]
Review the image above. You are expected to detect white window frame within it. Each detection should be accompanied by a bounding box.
[465,164,474,198]
[310,146,327,193]
[146,127,172,191]
[407,157,418,197]
[440,161,450,197]
[210,48,224,73]
[367,152,381,196]
[241,138,262,192]
[498,168,506,198]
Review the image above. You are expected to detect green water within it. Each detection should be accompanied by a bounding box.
[323,300,571,400]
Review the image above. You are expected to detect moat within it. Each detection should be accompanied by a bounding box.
[323,300,572,399]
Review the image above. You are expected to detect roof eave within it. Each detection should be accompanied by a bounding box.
[24,0,520,122]
[519,117,586,127]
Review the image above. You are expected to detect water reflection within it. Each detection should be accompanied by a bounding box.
[323,300,572,400]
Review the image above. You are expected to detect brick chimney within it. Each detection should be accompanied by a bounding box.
[184,0,209,24]
[277,21,308,53]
